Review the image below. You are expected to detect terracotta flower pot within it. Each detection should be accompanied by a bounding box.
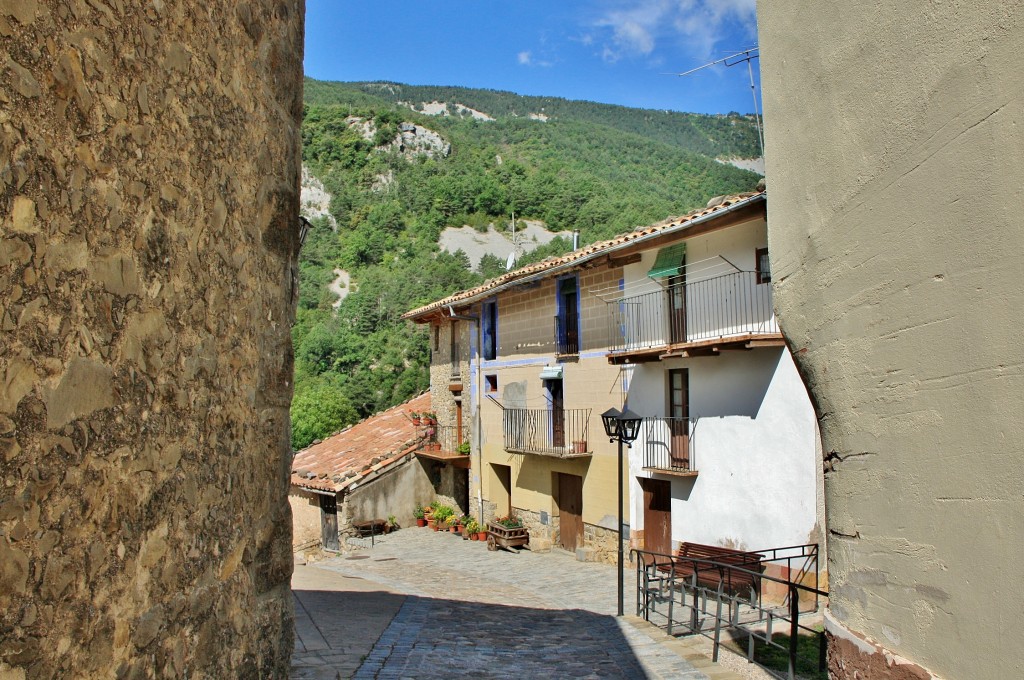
[477,531,487,541]
[416,518,426,527]
[428,519,437,531]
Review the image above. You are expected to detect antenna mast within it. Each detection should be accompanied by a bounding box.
[668,48,764,158]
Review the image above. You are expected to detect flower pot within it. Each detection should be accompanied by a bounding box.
[416,518,426,528]
[477,531,487,541]
[469,532,478,541]
[428,519,437,531]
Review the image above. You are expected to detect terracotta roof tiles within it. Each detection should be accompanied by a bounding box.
[290,392,431,493]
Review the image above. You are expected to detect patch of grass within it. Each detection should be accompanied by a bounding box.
[719,624,826,680]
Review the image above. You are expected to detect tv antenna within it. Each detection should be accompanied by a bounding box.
[667,47,764,159]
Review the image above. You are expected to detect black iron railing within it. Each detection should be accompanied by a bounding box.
[423,424,465,453]
[632,545,827,680]
[554,314,579,355]
[642,417,696,473]
[609,271,778,353]
[503,408,591,457]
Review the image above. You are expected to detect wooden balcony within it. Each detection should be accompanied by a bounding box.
[415,425,471,468]
[607,271,784,365]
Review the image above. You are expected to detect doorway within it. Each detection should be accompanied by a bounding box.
[556,473,584,551]
[546,379,565,449]
[492,463,512,516]
[668,261,687,344]
[668,368,690,470]
[641,478,672,559]
[319,493,339,552]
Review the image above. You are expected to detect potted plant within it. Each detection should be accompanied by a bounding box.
[414,505,426,527]
[409,411,422,426]
[465,518,481,540]
[421,411,437,426]
[572,439,587,454]
[432,504,454,532]
[456,441,471,456]
[387,514,397,533]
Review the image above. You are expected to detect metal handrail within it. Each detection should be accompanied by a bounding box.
[609,271,778,353]
[641,416,697,473]
[424,424,465,453]
[554,314,579,355]
[632,546,827,680]
[503,407,591,457]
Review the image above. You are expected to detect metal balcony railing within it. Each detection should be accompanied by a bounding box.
[609,271,778,354]
[423,424,466,454]
[503,408,591,457]
[642,417,697,473]
[554,314,579,355]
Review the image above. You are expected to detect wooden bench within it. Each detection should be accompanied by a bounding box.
[658,542,765,596]
[353,519,388,537]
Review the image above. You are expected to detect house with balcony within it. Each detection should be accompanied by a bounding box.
[403,190,825,574]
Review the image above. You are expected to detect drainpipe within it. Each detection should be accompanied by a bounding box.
[447,305,483,523]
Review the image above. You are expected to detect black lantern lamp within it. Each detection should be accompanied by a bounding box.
[602,404,644,616]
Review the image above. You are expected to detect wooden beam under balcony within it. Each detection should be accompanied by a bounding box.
[415,447,472,468]
[643,466,699,478]
[607,332,785,364]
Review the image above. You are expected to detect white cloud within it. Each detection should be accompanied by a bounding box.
[518,51,532,65]
[517,49,554,68]
[591,0,757,63]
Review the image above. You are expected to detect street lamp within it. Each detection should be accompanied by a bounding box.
[601,406,642,616]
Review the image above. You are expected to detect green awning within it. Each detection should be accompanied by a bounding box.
[647,243,686,278]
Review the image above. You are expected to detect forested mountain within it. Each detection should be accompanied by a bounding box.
[291,78,762,450]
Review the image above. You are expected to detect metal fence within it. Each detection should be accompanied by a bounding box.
[503,408,591,457]
[609,271,778,353]
[632,543,826,680]
[642,417,697,473]
[426,424,464,453]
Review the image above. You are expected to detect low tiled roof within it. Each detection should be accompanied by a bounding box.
[402,191,765,321]
[290,392,431,493]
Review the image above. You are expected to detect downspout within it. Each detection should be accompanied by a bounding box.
[447,305,483,524]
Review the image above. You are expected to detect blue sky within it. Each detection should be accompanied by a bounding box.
[303,1,761,115]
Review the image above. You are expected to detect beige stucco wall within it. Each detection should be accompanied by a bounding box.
[290,488,323,550]
[0,1,303,677]
[758,2,1023,678]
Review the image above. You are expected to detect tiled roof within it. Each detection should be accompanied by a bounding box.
[290,392,431,493]
[402,191,765,321]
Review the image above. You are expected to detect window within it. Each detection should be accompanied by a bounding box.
[485,374,497,392]
[555,275,579,355]
[756,247,771,284]
[482,300,497,361]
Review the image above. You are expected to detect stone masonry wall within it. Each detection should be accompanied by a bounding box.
[0,2,303,678]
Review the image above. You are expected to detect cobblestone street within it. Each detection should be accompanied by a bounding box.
[292,527,748,679]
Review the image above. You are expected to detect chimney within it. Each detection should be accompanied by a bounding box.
[572,230,580,250]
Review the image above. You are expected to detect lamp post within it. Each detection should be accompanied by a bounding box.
[601,406,642,616]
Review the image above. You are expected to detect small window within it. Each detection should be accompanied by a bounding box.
[482,300,497,360]
[756,247,771,284]
[485,375,498,392]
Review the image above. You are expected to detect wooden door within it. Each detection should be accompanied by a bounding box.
[668,270,687,344]
[559,277,579,354]
[668,369,690,470]
[548,379,565,448]
[320,494,339,551]
[642,478,672,560]
[557,473,584,551]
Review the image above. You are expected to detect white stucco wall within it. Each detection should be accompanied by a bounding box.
[627,345,819,552]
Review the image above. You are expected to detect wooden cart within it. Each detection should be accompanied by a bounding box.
[486,521,529,551]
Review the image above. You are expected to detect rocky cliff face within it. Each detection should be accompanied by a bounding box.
[0,1,303,677]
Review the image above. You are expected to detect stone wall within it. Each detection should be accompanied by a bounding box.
[758,2,1023,678]
[0,2,303,677]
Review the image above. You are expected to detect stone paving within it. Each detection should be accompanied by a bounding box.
[292,527,749,679]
